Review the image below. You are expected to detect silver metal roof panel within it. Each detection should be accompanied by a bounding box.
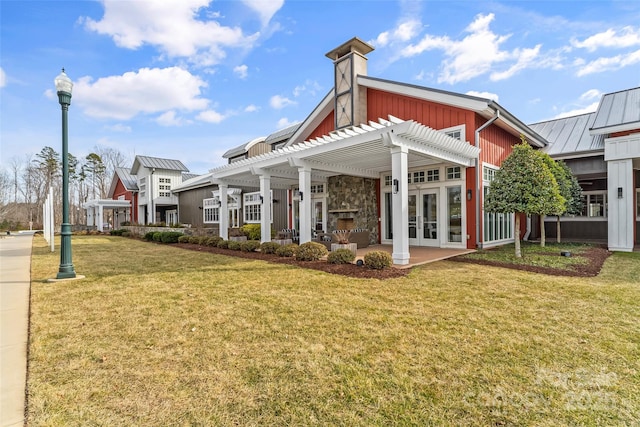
[530,113,604,157]
[591,87,640,134]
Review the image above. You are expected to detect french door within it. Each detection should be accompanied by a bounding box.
[408,189,439,246]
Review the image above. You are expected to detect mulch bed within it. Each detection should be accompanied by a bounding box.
[448,245,612,277]
[175,243,410,280]
[174,243,611,279]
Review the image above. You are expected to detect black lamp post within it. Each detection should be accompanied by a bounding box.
[55,68,76,279]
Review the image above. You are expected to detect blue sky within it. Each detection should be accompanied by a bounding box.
[1,0,639,174]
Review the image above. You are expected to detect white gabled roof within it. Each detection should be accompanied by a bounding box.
[207,115,479,187]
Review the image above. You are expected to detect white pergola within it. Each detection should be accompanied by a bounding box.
[83,199,131,232]
[210,115,480,264]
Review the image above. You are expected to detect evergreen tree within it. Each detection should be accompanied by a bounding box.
[484,138,564,257]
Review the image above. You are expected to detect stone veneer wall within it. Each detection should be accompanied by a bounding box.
[326,175,379,244]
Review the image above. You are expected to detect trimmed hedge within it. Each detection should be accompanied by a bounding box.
[178,235,191,243]
[364,251,393,269]
[144,231,156,241]
[228,241,242,251]
[217,240,229,249]
[152,232,163,242]
[260,241,280,255]
[241,240,261,252]
[276,243,299,257]
[327,248,355,264]
[160,231,182,243]
[205,236,223,247]
[295,241,328,261]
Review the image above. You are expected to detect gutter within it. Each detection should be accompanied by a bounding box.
[475,110,500,249]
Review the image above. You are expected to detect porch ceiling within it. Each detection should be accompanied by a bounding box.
[209,115,479,187]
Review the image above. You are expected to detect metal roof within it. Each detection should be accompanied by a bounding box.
[591,87,640,134]
[182,172,200,181]
[529,113,604,157]
[130,155,189,174]
[264,122,302,145]
[222,136,267,159]
[115,167,138,191]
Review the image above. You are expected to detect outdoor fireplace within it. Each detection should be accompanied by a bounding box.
[337,218,354,230]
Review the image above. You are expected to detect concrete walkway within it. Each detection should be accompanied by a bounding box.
[1,231,34,427]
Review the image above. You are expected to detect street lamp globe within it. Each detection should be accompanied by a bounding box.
[54,68,73,94]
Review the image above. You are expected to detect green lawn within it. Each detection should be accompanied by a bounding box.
[27,235,640,426]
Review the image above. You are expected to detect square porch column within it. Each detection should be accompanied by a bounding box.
[297,167,312,243]
[607,159,634,251]
[259,174,272,242]
[97,204,104,232]
[391,146,410,264]
[219,184,229,240]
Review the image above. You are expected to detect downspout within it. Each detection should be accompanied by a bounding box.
[475,109,500,249]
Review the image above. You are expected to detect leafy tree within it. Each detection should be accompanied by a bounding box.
[537,152,568,247]
[484,138,564,257]
[553,160,583,242]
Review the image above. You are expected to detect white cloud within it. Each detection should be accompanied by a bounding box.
[83,0,259,67]
[241,0,284,26]
[276,117,296,129]
[74,67,209,120]
[579,89,602,101]
[401,13,543,84]
[553,101,599,119]
[244,104,259,112]
[105,123,132,132]
[576,48,640,76]
[156,111,190,126]
[293,80,321,97]
[234,64,248,79]
[0,67,6,88]
[371,19,421,47]
[466,91,499,102]
[196,109,226,123]
[270,94,296,109]
[572,26,640,52]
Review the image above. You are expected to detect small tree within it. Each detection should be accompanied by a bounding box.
[537,152,567,247]
[555,161,583,242]
[484,138,564,257]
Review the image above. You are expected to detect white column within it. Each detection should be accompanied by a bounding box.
[259,174,272,243]
[87,206,94,227]
[391,146,410,265]
[607,159,634,251]
[298,167,312,243]
[219,184,229,240]
[98,205,104,232]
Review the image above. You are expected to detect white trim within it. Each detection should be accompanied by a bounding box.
[591,123,640,136]
[439,124,466,143]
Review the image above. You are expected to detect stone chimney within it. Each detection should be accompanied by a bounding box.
[325,37,374,130]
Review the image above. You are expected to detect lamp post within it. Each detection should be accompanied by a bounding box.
[55,68,76,279]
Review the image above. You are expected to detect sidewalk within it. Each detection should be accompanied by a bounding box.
[1,231,34,427]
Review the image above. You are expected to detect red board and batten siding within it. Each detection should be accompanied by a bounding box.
[112,178,138,223]
[306,112,335,141]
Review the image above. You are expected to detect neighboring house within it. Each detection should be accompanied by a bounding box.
[529,87,640,251]
[129,155,190,225]
[84,167,138,231]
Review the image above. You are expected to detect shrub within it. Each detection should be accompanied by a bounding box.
[364,251,393,270]
[217,239,229,249]
[295,242,328,261]
[205,236,223,247]
[160,231,182,243]
[228,241,242,251]
[241,224,261,240]
[110,229,125,236]
[121,231,131,238]
[152,232,163,242]
[188,236,200,244]
[178,235,190,243]
[241,240,261,252]
[260,241,280,255]
[327,248,356,264]
[276,243,299,257]
[144,231,156,241]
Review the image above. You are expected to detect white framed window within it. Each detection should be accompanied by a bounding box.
[482,165,513,243]
[580,192,607,218]
[159,178,171,184]
[243,191,273,223]
[440,124,466,142]
[139,177,146,198]
[159,191,171,197]
[426,168,440,182]
[446,166,461,180]
[310,184,325,194]
[413,171,425,183]
[203,198,219,223]
[159,185,171,191]
[384,175,392,187]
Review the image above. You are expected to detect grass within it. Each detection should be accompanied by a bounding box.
[27,235,640,426]
[456,241,599,270]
